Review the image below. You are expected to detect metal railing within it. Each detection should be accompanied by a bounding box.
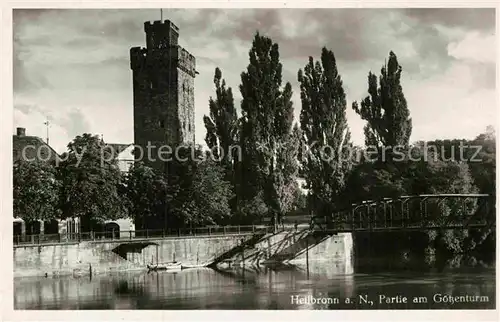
[13,225,275,246]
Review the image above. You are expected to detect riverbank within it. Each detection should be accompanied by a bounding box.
[12,235,248,278]
[13,231,354,278]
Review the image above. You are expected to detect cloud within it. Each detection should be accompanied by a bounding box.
[13,8,496,152]
[65,109,92,140]
[447,32,496,90]
[404,59,496,141]
[403,8,495,32]
[448,32,496,63]
[184,9,410,63]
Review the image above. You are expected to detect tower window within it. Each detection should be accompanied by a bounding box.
[159,120,165,128]
[151,79,158,90]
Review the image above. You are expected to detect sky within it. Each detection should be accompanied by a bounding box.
[13,8,496,154]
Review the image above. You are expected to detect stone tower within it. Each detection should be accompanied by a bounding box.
[130,20,196,173]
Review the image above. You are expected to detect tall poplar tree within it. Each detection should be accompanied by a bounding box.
[203,67,239,172]
[203,68,241,217]
[352,51,412,149]
[298,47,353,214]
[238,32,297,224]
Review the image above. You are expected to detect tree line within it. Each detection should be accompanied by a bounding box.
[13,32,495,259]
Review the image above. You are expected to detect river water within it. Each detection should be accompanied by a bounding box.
[14,259,495,310]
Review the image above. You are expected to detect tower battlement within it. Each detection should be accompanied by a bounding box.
[178,47,196,77]
[130,46,146,70]
[144,20,179,31]
[144,19,179,48]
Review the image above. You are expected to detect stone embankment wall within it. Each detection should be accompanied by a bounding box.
[14,231,354,278]
[14,236,246,278]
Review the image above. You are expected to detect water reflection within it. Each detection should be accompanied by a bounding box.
[14,262,495,310]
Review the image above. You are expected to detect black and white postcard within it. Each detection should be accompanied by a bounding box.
[2,2,498,321]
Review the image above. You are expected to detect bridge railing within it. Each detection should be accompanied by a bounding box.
[13,225,274,246]
[312,194,495,231]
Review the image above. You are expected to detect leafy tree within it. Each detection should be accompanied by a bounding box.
[291,187,308,217]
[238,32,298,225]
[343,161,407,204]
[57,134,124,232]
[203,67,240,215]
[235,192,269,225]
[464,126,496,255]
[203,67,239,170]
[271,123,301,221]
[165,146,234,227]
[407,147,478,255]
[409,131,496,255]
[191,158,234,225]
[352,51,412,149]
[163,145,196,228]
[13,161,60,233]
[298,48,353,214]
[468,126,496,194]
[124,163,169,231]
